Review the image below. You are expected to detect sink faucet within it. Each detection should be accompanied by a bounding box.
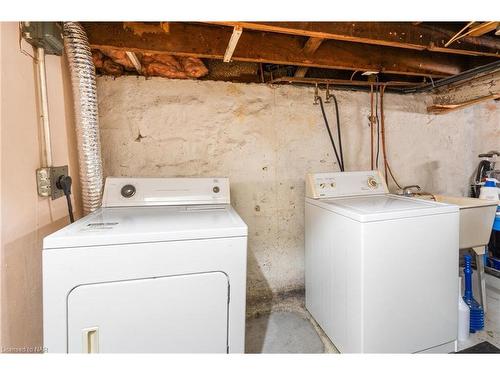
[402,185,421,197]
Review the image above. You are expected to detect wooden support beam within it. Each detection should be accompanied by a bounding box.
[83,22,494,78]
[125,51,142,73]
[294,37,324,77]
[293,67,309,78]
[301,36,325,54]
[468,22,499,37]
[444,21,476,47]
[223,26,243,62]
[160,22,170,33]
[428,93,500,114]
[123,22,167,36]
[206,22,500,57]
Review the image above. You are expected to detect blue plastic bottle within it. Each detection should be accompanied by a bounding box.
[463,255,484,333]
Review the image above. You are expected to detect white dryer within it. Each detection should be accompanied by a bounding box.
[305,171,459,353]
[43,177,247,353]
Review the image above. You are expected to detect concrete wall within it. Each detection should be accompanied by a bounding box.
[0,22,81,352]
[97,76,499,301]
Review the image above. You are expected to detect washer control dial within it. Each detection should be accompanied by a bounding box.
[121,184,136,198]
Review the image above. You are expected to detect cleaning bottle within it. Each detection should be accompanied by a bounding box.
[458,276,470,341]
[479,178,500,201]
[463,255,484,333]
[480,178,500,269]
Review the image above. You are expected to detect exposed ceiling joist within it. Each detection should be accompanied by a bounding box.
[123,22,167,36]
[444,21,476,47]
[294,37,324,77]
[83,22,494,78]
[223,26,243,62]
[468,22,499,37]
[446,22,499,47]
[206,22,500,57]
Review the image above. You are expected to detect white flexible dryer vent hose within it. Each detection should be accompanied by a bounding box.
[63,22,103,215]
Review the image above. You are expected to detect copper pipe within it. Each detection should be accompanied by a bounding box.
[270,76,423,88]
[379,85,402,189]
[380,85,389,184]
[369,84,374,170]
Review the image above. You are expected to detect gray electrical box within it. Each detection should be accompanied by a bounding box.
[36,165,68,200]
[21,22,63,56]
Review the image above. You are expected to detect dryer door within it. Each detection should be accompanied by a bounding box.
[67,272,229,353]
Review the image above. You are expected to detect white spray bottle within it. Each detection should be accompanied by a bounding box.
[458,276,470,341]
[479,178,500,201]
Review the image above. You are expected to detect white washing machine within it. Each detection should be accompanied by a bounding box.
[43,177,247,353]
[305,171,460,353]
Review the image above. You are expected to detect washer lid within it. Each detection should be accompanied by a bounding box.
[43,205,247,249]
[307,194,458,222]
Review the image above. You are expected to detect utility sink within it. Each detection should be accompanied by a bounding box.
[428,195,498,250]
[414,194,498,313]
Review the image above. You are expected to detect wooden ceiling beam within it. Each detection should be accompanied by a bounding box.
[83,22,494,78]
[223,26,243,62]
[468,22,499,37]
[294,37,324,77]
[206,22,500,58]
[125,51,142,73]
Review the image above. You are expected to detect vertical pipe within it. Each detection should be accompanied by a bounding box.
[36,47,53,167]
[380,85,388,184]
[369,84,374,170]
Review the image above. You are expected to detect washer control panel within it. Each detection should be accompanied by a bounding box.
[305,170,388,199]
[102,177,230,207]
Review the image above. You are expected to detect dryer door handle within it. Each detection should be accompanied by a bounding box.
[82,327,99,353]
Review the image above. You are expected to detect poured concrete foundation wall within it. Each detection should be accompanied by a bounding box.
[97,77,499,301]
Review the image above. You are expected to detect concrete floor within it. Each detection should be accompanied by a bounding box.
[245,277,500,354]
[245,294,338,353]
[245,311,325,353]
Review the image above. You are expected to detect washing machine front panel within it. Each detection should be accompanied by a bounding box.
[361,213,459,353]
[67,272,229,353]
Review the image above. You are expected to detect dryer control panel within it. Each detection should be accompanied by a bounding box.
[305,170,388,199]
[102,177,230,207]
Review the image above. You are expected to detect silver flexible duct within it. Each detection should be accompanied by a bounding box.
[63,22,103,214]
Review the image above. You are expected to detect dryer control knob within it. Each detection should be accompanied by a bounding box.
[121,184,136,198]
[367,176,379,189]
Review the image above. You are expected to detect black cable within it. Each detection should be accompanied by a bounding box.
[57,175,75,223]
[330,94,345,171]
[65,193,75,223]
[318,97,344,171]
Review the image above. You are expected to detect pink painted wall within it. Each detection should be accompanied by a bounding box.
[0,22,81,352]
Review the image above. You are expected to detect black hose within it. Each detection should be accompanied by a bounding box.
[330,94,345,171]
[318,97,344,171]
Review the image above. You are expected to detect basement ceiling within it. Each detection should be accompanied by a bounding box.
[83,22,500,89]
